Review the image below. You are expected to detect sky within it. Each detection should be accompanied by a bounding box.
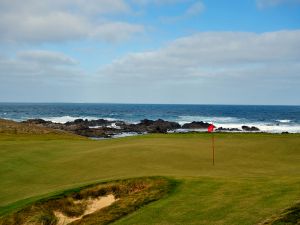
[0,0,300,105]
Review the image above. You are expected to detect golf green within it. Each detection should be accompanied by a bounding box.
[1,131,300,224]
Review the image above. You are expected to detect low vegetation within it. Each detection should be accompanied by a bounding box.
[0,177,174,225]
[259,202,300,225]
[0,119,59,135]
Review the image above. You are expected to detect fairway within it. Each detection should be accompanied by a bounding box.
[1,132,300,224]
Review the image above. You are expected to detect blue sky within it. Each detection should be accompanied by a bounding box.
[0,0,300,104]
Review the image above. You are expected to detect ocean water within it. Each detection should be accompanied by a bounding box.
[0,103,300,133]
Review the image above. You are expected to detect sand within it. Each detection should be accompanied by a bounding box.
[54,194,117,225]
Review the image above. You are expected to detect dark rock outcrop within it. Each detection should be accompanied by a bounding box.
[241,125,260,132]
[65,119,113,127]
[24,119,50,124]
[144,119,180,133]
[182,121,211,129]
[22,117,264,138]
[215,127,241,132]
[23,118,121,138]
[74,127,122,138]
[22,118,181,137]
[120,119,180,133]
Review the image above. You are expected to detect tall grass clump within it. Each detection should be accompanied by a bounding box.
[0,177,175,225]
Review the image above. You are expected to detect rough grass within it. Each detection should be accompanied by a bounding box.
[0,177,174,225]
[0,119,58,135]
[0,120,300,224]
[259,202,300,225]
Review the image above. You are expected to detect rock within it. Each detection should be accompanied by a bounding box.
[23,118,122,138]
[74,127,121,138]
[144,119,180,133]
[73,119,85,124]
[182,121,211,129]
[65,119,112,127]
[120,119,180,133]
[24,118,257,137]
[23,119,49,124]
[139,119,155,126]
[241,126,260,131]
[215,127,241,132]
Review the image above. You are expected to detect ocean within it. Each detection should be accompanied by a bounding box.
[0,103,300,133]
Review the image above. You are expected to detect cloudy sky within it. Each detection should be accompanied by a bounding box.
[0,0,299,104]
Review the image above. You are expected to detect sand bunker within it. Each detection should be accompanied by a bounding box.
[55,194,117,225]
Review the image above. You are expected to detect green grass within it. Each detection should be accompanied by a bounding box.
[0,130,300,224]
[0,177,174,225]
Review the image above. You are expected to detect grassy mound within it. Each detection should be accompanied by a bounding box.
[0,177,174,225]
[259,202,300,225]
[0,119,61,135]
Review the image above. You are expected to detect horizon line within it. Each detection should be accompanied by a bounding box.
[0,102,299,107]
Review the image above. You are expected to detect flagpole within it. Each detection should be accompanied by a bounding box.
[212,133,215,166]
[208,123,215,166]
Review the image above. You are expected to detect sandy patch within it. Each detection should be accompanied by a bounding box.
[54,194,117,225]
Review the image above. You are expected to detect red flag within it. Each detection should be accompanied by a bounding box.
[207,124,215,133]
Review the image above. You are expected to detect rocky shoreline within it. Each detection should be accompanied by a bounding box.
[22,118,261,138]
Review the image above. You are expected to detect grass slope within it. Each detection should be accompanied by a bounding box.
[0,121,300,224]
[0,177,174,225]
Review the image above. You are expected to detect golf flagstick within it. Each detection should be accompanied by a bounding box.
[212,132,215,165]
[207,124,215,165]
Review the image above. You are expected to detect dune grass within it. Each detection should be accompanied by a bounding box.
[259,201,300,225]
[0,126,300,224]
[0,177,174,225]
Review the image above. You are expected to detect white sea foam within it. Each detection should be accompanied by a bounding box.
[42,116,98,124]
[168,128,207,133]
[248,124,300,133]
[107,123,121,129]
[89,126,102,129]
[40,116,122,124]
[90,132,145,140]
[102,117,117,121]
[276,119,292,123]
[175,115,300,133]
[112,132,145,138]
[176,115,241,125]
[214,122,300,133]
[170,123,300,134]
[7,114,300,133]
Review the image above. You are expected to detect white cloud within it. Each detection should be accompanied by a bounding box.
[0,0,130,15]
[1,31,300,104]
[90,30,300,104]
[99,30,300,81]
[0,49,88,102]
[91,22,144,42]
[160,1,205,23]
[256,0,300,9]
[185,1,205,16]
[0,12,89,43]
[131,0,188,6]
[0,0,143,43]
[0,50,81,78]
[17,50,79,65]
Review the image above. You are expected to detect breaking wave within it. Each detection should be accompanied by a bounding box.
[41,116,99,124]
[276,119,292,123]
